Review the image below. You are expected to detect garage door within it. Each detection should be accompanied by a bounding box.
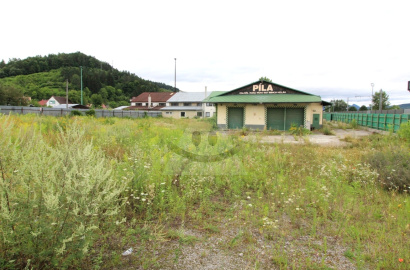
[266,108,304,130]
[267,108,285,130]
[285,108,304,129]
[228,107,244,129]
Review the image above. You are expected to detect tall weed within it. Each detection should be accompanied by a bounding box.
[0,115,127,268]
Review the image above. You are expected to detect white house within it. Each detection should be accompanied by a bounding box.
[160,91,216,119]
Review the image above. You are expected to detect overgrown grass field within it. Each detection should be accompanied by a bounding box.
[0,114,409,269]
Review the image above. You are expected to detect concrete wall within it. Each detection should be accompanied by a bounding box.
[305,103,323,125]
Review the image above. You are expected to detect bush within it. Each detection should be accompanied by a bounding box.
[0,117,126,268]
[366,147,410,192]
[289,123,311,136]
[349,119,358,129]
[70,110,83,116]
[398,121,410,142]
[85,109,96,117]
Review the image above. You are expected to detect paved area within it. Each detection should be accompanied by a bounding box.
[248,128,388,147]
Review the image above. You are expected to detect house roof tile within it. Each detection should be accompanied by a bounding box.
[130,92,175,103]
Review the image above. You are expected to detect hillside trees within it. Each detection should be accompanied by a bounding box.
[0,52,177,107]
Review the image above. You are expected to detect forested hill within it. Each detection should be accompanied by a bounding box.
[0,52,178,107]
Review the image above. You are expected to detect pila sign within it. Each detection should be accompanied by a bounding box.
[239,83,287,95]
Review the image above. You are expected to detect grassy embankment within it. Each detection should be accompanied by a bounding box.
[0,114,408,269]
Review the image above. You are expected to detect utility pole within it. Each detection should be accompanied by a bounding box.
[379,89,382,112]
[370,83,374,111]
[66,79,68,109]
[174,58,177,92]
[80,66,83,105]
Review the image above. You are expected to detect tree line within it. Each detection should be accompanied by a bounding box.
[0,52,178,108]
[327,90,399,112]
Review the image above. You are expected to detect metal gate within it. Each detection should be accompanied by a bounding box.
[267,108,285,130]
[266,108,304,130]
[227,107,244,129]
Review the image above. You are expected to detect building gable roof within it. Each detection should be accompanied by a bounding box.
[167,91,212,103]
[130,92,175,103]
[207,80,331,105]
[50,96,73,104]
[218,80,314,96]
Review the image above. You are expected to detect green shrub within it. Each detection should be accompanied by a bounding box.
[398,121,410,142]
[366,147,410,192]
[0,117,126,268]
[289,123,311,136]
[321,125,334,135]
[349,119,358,129]
[70,110,83,116]
[85,109,96,117]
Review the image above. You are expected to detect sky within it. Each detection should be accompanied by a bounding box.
[1,0,410,106]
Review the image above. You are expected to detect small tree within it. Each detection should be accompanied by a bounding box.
[359,105,368,111]
[330,99,348,112]
[348,106,357,111]
[259,76,273,82]
[372,90,390,110]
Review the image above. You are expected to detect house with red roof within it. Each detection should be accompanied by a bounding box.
[38,99,48,106]
[128,92,175,111]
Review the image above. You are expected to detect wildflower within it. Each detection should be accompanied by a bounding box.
[160,182,166,185]
[248,204,252,207]
[398,204,402,208]
[399,258,403,263]
[247,196,251,200]
[141,198,146,202]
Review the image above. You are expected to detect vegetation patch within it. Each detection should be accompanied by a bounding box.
[0,114,409,269]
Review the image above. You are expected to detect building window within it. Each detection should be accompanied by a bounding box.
[49,100,55,104]
[197,112,202,117]
[181,112,186,117]
[183,103,191,106]
[206,103,214,107]
[135,103,142,106]
[165,112,172,115]
[159,103,166,106]
[171,103,178,106]
[206,112,210,117]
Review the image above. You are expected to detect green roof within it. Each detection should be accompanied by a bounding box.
[207,94,323,103]
[222,80,315,96]
[203,91,227,102]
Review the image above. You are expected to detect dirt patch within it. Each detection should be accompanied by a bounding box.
[116,224,356,270]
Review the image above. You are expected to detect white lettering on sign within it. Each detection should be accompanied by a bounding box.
[252,84,275,92]
[240,84,287,95]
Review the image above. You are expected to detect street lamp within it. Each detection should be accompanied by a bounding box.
[174,58,176,92]
[370,83,374,111]
[80,66,83,105]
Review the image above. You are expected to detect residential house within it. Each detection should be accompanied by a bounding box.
[161,91,215,119]
[46,96,73,107]
[129,92,175,111]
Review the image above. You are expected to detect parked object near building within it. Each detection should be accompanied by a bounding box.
[161,91,215,119]
[207,80,331,130]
